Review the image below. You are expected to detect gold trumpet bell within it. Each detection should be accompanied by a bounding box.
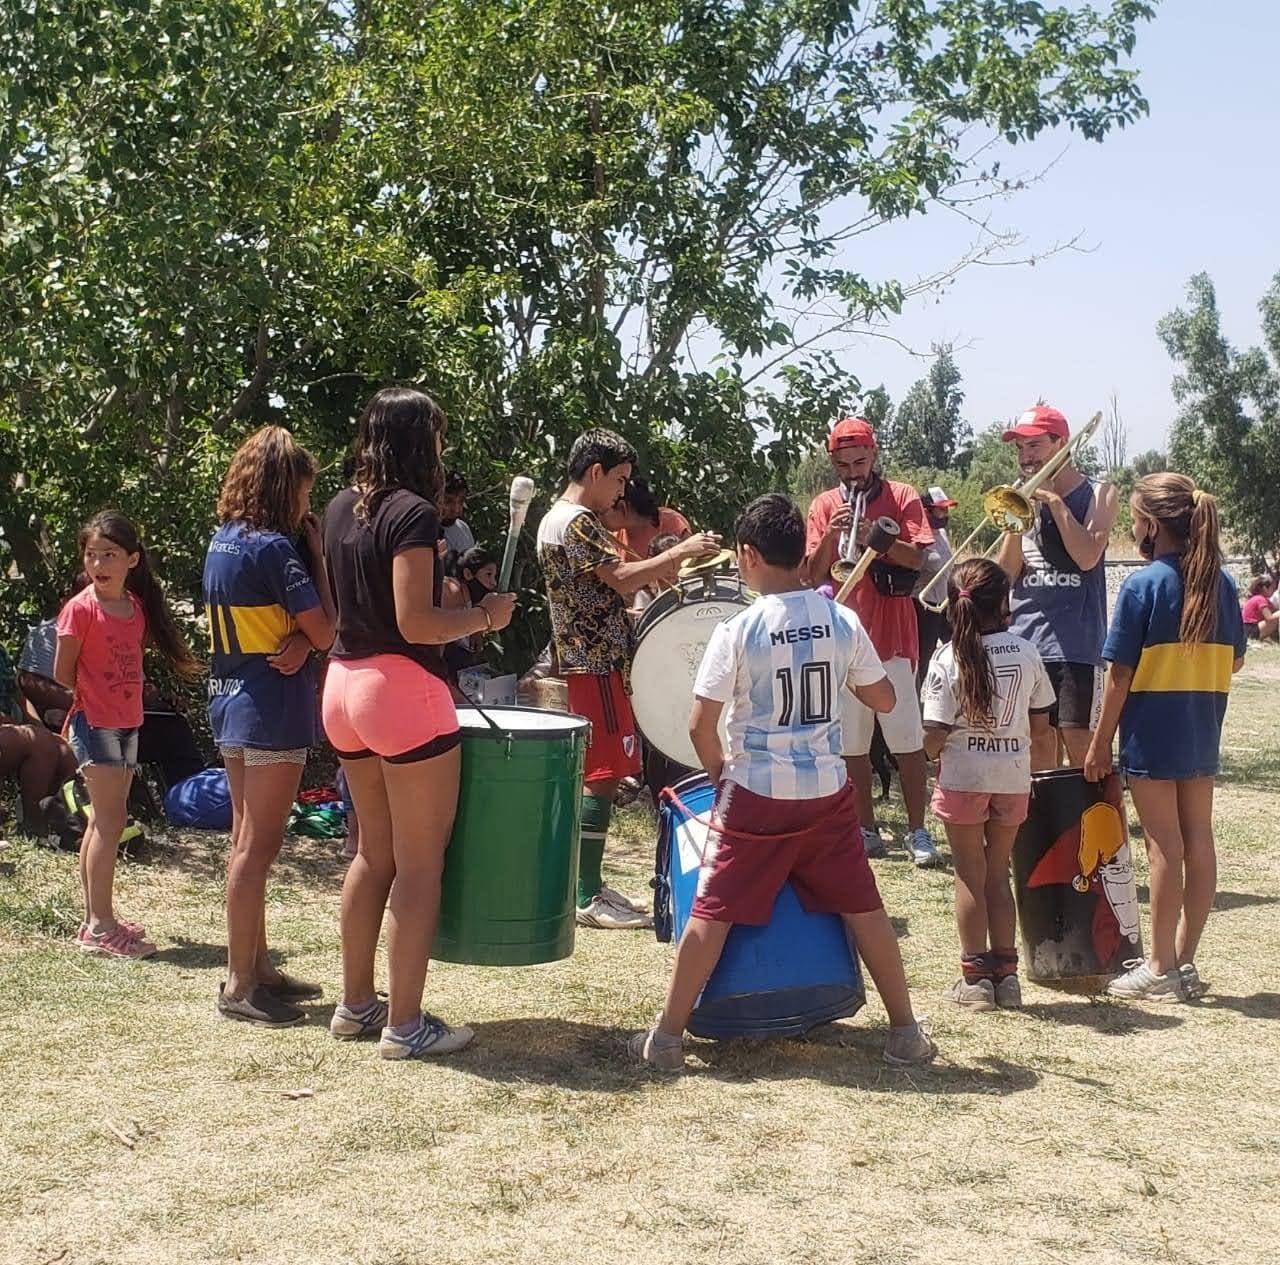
[982,486,1035,535]
[830,558,857,584]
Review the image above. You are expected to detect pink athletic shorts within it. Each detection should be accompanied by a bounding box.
[322,655,460,763]
[930,785,1029,828]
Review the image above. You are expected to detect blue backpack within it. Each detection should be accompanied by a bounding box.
[163,768,232,830]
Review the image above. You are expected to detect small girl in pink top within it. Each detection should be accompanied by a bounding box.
[55,511,198,958]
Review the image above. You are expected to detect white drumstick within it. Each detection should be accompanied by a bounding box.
[498,475,536,590]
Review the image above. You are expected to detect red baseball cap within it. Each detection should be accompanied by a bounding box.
[1003,405,1069,442]
[828,417,877,452]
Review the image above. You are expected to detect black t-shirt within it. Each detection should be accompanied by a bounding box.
[322,486,447,678]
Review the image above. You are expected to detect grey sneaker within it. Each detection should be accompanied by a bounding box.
[861,827,888,859]
[883,1018,938,1066]
[1179,963,1206,1000]
[330,996,389,1039]
[627,1026,684,1071]
[576,892,653,930]
[994,974,1023,1009]
[379,1013,474,1059]
[1107,960,1185,1003]
[947,977,996,1011]
[907,826,942,869]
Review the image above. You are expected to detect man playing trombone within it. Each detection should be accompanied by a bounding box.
[997,406,1117,770]
[804,417,942,868]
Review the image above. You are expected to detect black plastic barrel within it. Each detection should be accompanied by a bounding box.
[1012,770,1143,987]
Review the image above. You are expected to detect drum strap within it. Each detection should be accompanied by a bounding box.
[660,785,831,854]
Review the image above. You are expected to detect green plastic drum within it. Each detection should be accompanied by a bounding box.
[433,706,589,966]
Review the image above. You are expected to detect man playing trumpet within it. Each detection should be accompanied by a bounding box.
[998,406,1117,770]
[804,417,942,868]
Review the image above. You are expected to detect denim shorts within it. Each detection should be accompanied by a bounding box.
[67,712,140,770]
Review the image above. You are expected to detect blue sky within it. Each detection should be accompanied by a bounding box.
[834,1,1278,456]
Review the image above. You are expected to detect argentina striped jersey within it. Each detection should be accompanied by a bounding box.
[693,589,886,800]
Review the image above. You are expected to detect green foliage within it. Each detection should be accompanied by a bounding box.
[881,344,971,469]
[1,1,1157,660]
[1159,272,1280,564]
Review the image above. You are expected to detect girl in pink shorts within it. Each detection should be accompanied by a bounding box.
[920,559,1055,1011]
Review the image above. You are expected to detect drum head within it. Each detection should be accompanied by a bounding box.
[631,579,747,768]
[456,706,590,738]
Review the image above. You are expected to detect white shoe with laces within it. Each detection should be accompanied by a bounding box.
[599,883,648,914]
[1107,959,1185,1003]
[907,827,942,869]
[576,891,653,930]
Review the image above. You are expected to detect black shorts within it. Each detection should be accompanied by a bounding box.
[1044,661,1102,730]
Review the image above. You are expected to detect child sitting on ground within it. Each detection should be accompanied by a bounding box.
[629,494,936,1070]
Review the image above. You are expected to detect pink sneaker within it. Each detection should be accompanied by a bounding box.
[77,924,157,959]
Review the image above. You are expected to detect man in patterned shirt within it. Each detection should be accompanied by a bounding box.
[628,495,936,1069]
[538,428,720,929]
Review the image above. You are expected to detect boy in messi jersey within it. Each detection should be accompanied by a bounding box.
[629,495,937,1070]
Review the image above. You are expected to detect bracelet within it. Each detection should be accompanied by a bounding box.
[479,606,493,633]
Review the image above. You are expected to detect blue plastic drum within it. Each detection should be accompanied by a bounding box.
[653,773,866,1039]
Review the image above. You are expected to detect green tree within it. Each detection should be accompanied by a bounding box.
[883,344,970,468]
[1,0,1159,657]
[1159,272,1280,562]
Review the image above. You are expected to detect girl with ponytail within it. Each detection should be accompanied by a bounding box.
[1085,474,1247,1003]
[921,558,1055,1011]
[54,511,199,959]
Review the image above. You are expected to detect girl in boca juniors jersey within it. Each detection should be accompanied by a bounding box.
[1085,475,1246,1004]
[921,558,1055,1011]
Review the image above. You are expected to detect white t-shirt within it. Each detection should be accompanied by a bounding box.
[694,589,886,800]
[921,631,1054,794]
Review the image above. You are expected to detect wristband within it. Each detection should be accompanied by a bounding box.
[480,606,493,633]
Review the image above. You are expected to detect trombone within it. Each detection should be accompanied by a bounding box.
[917,411,1102,614]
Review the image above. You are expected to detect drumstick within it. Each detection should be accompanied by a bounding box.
[498,476,536,590]
[834,517,900,604]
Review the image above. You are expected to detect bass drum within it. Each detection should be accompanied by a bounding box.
[630,573,750,769]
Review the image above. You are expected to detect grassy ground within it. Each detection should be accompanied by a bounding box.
[2,654,1278,1265]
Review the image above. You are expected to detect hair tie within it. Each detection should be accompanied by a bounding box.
[957,587,972,600]
[1191,488,1204,506]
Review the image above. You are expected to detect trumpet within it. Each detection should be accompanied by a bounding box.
[830,488,866,587]
[917,410,1102,613]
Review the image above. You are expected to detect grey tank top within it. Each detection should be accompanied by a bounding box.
[1009,479,1107,665]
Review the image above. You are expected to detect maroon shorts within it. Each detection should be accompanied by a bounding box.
[566,671,643,785]
[690,781,883,925]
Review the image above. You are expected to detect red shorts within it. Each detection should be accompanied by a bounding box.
[930,785,1030,827]
[566,671,642,786]
[691,781,883,925]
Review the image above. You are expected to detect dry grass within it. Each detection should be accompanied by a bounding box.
[3,654,1279,1265]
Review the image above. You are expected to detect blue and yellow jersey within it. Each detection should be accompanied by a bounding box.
[203,522,321,751]
[1102,556,1247,780]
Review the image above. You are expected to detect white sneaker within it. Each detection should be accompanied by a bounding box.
[861,827,887,859]
[379,1013,474,1059]
[1107,959,1185,1003]
[907,826,942,869]
[576,892,653,930]
[599,883,648,914]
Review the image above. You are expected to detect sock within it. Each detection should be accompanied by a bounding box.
[390,1015,422,1039]
[577,793,611,906]
[961,951,994,984]
[991,947,1018,980]
[341,996,378,1015]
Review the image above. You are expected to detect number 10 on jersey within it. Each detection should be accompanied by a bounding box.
[775,662,833,726]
